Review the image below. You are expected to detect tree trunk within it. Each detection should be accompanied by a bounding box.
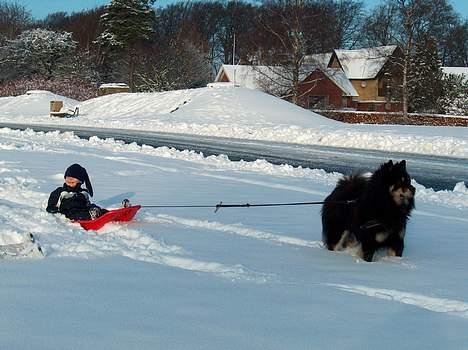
[128,54,136,92]
[402,54,409,118]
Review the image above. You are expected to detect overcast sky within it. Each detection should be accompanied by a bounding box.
[20,0,467,20]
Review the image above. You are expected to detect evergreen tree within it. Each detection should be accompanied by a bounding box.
[407,37,444,113]
[439,73,468,116]
[96,0,156,91]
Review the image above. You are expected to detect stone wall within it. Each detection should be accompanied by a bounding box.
[316,110,468,127]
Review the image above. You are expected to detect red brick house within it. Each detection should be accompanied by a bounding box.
[304,46,403,112]
[214,46,404,112]
[296,68,358,109]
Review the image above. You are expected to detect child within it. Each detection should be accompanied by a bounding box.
[46,163,106,220]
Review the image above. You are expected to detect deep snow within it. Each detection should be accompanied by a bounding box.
[0,86,467,348]
[0,128,467,349]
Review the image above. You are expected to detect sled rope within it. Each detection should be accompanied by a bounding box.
[140,200,355,213]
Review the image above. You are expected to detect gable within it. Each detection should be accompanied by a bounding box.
[302,68,358,97]
[329,54,342,69]
[334,45,398,80]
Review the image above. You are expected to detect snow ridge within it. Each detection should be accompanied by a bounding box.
[328,283,468,319]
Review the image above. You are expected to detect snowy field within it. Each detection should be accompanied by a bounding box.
[0,87,467,158]
[1,128,467,349]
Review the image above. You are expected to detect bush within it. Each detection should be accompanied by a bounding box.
[0,76,98,101]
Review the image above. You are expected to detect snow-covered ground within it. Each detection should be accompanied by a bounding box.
[1,128,467,349]
[0,87,467,348]
[0,87,467,158]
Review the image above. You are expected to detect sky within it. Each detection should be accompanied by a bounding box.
[20,0,468,20]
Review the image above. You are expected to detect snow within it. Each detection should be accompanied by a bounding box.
[334,45,398,79]
[98,83,130,89]
[0,87,467,348]
[0,126,467,348]
[320,67,359,96]
[442,66,468,80]
[0,87,467,159]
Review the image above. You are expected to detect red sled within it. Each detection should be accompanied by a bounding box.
[77,205,141,231]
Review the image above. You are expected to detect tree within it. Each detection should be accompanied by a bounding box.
[441,20,468,67]
[361,3,399,47]
[96,0,156,91]
[215,1,257,65]
[0,28,76,79]
[407,36,444,113]
[254,0,318,104]
[0,1,32,40]
[363,0,460,117]
[328,0,365,49]
[43,7,105,51]
[439,73,468,116]
[136,40,210,91]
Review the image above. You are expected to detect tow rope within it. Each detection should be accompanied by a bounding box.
[140,200,356,213]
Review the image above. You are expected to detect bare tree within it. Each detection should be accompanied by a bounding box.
[441,20,468,66]
[254,0,320,104]
[0,1,32,40]
[329,0,365,49]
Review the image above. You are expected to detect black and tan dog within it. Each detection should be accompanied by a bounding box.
[321,160,415,262]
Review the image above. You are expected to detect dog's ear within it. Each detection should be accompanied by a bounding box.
[396,160,406,170]
[384,160,394,169]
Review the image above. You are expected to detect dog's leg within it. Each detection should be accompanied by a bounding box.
[389,239,404,257]
[362,247,375,262]
[333,230,350,251]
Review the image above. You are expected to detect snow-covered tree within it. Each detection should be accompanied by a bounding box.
[439,73,468,116]
[0,28,76,79]
[96,0,156,91]
[407,37,444,113]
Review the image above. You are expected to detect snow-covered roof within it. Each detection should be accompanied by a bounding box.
[217,64,314,91]
[334,45,398,80]
[442,67,468,81]
[302,52,333,68]
[217,64,358,97]
[99,83,130,89]
[215,65,286,90]
[320,68,359,97]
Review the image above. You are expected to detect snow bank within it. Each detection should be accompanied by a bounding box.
[0,87,467,158]
[0,90,78,117]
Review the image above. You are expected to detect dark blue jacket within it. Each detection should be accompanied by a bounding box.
[46,184,93,220]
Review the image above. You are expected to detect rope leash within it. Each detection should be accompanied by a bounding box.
[140,200,356,213]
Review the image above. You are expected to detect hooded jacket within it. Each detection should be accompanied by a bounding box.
[46,183,93,220]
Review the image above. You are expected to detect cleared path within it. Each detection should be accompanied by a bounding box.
[0,122,466,191]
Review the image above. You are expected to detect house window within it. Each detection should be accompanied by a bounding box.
[342,97,348,108]
[309,96,328,109]
[378,77,388,97]
[367,103,375,111]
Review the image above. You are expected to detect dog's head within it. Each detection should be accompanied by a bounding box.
[378,160,416,212]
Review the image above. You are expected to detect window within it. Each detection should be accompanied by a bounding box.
[309,96,328,109]
[378,76,388,97]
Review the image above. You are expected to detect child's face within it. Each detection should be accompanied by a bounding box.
[65,176,81,188]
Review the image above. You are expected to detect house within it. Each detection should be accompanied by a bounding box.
[296,67,358,109]
[215,45,404,112]
[215,63,359,109]
[304,45,403,111]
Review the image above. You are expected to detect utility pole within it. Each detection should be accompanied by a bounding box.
[233,33,236,85]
